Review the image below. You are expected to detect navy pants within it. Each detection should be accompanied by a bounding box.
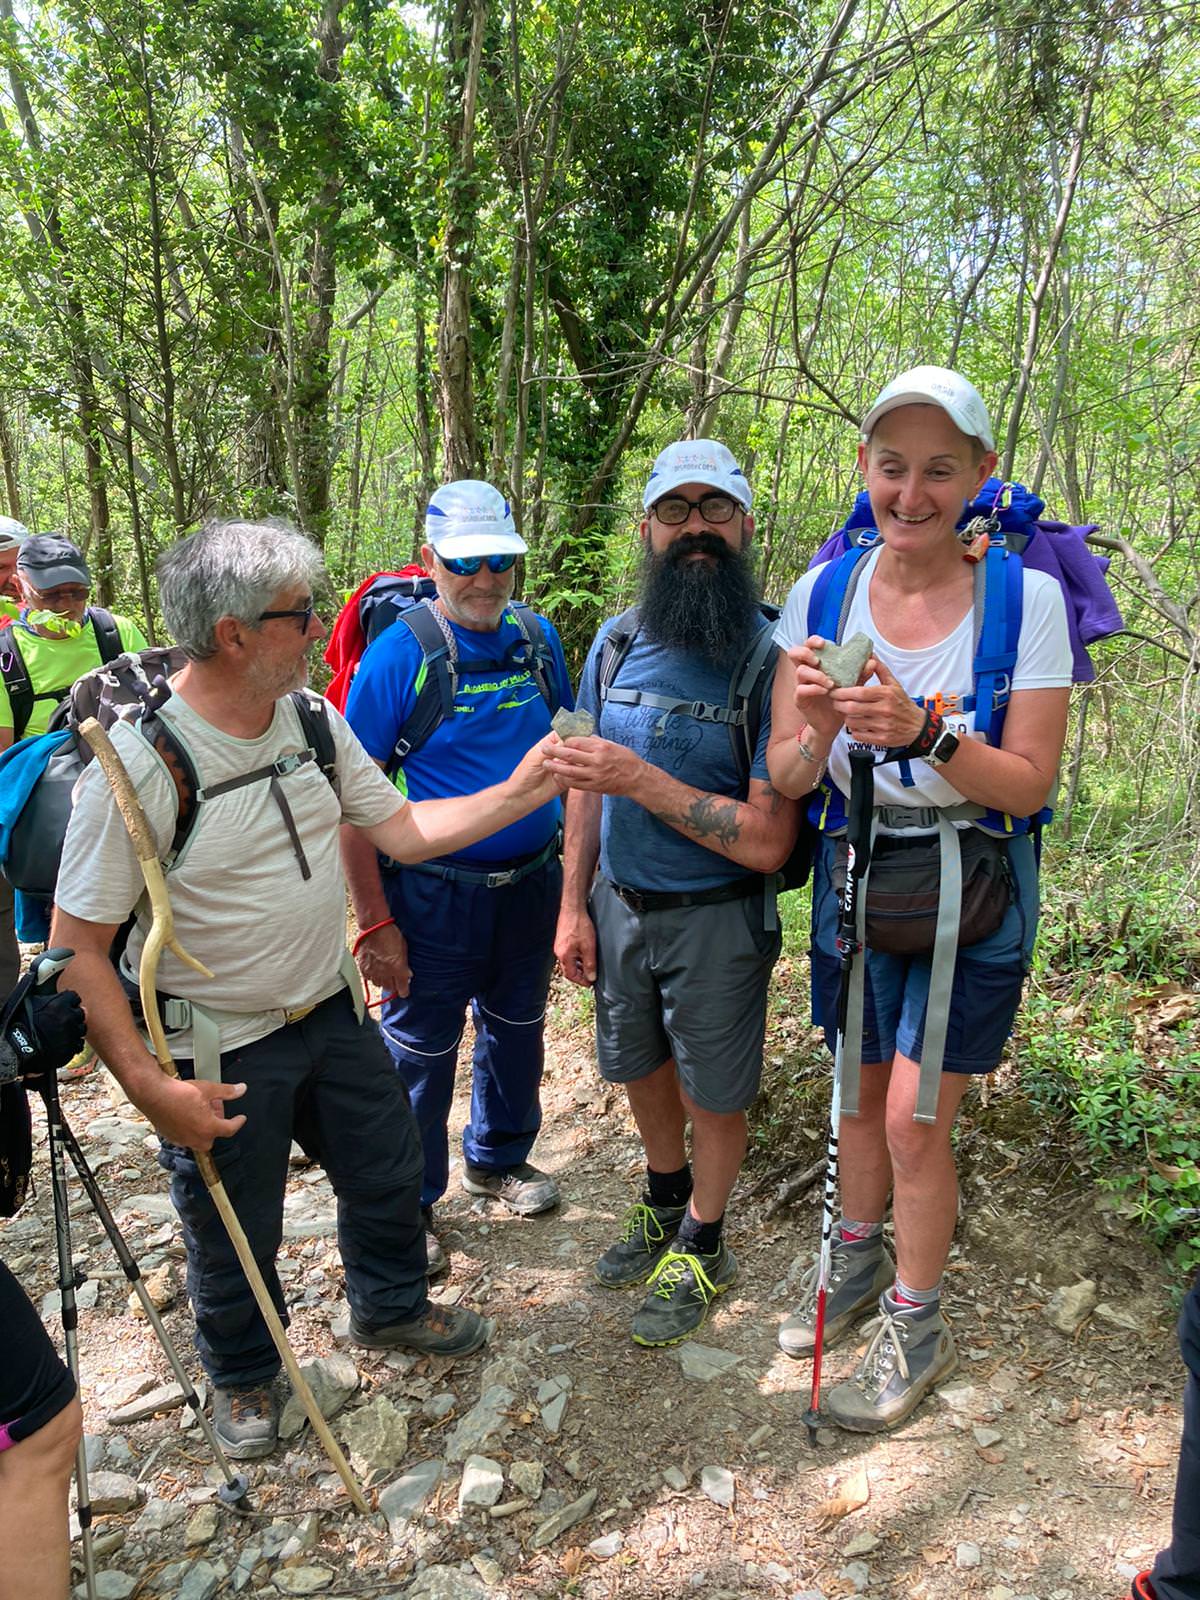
[379,859,560,1209]
[158,990,427,1388]
[1148,1273,1200,1599]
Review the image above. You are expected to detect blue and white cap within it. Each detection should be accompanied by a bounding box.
[643,439,752,512]
[424,480,527,560]
[0,515,30,552]
[861,366,994,452]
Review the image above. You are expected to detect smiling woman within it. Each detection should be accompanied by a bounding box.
[766,365,1073,1436]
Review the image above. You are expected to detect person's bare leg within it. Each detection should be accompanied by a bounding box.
[885,1056,971,1290]
[680,1096,746,1222]
[623,1060,687,1173]
[0,1394,83,1600]
[833,1060,893,1225]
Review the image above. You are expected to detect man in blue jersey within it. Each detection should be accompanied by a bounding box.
[343,482,573,1276]
[550,441,799,1348]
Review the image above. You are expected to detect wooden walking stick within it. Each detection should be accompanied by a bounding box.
[78,718,370,1514]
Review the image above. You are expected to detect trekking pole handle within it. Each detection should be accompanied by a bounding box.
[28,947,76,997]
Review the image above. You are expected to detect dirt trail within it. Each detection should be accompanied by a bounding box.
[1,978,1187,1600]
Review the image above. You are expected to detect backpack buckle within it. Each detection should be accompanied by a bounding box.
[272,752,308,778]
[690,701,722,723]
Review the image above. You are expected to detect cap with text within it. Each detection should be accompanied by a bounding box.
[860,366,994,453]
[17,533,91,589]
[643,439,752,512]
[424,480,527,560]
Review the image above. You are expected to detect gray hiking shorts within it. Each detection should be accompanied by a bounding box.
[589,875,782,1114]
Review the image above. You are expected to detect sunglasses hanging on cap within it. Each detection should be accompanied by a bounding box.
[439,552,518,577]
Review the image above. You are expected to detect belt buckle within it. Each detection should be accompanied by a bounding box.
[285,1002,316,1026]
[614,883,645,913]
[486,868,516,889]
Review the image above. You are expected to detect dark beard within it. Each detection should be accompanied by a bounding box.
[639,532,761,665]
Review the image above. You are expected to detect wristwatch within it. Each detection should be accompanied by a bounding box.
[923,725,960,768]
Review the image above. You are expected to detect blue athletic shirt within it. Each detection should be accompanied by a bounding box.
[345,605,574,864]
[576,615,773,893]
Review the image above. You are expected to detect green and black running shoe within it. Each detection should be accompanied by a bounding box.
[630,1241,738,1346]
[594,1200,688,1289]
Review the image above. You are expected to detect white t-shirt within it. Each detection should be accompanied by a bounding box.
[56,689,402,1054]
[775,549,1072,818]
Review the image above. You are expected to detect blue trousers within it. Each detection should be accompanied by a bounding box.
[157,990,427,1388]
[1149,1273,1200,1599]
[379,859,560,1209]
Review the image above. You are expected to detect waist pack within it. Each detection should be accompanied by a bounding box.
[833,827,1012,956]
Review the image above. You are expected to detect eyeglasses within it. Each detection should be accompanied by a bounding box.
[651,492,739,526]
[258,602,316,631]
[438,552,518,577]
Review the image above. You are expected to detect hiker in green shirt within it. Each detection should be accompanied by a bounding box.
[0,534,148,751]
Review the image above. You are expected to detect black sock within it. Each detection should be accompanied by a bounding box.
[676,1207,723,1256]
[645,1163,692,1210]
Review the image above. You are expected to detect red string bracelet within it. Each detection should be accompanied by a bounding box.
[353,917,396,958]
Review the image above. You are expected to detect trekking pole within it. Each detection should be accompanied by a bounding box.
[77,719,371,1515]
[30,948,100,1600]
[804,748,875,1447]
[43,1086,252,1507]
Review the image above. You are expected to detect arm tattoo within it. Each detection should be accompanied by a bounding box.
[657,794,743,848]
[760,781,787,816]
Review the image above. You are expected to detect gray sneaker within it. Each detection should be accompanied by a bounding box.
[630,1241,738,1347]
[212,1381,279,1460]
[595,1200,688,1289]
[778,1233,895,1358]
[349,1301,489,1357]
[824,1294,958,1432]
[461,1161,560,1216]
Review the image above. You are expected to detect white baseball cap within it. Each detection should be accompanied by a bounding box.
[0,515,30,552]
[861,366,994,452]
[643,439,752,512]
[424,480,527,559]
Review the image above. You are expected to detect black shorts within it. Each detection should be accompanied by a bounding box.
[0,1255,76,1451]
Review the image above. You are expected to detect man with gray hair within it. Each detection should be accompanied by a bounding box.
[51,518,561,1461]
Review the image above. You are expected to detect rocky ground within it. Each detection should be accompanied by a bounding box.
[1,970,1191,1600]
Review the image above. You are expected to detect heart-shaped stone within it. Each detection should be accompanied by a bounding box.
[552,707,596,739]
[815,630,873,688]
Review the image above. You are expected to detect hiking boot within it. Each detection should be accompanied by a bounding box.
[423,1206,448,1282]
[461,1161,559,1216]
[778,1233,895,1358]
[825,1294,958,1433]
[349,1300,489,1357]
[595,1200,688,1289]
[212,1381,279,1460]
[630,1241,738,1347]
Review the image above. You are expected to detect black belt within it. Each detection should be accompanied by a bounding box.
[396,835,559,890]
[606,874,761,915]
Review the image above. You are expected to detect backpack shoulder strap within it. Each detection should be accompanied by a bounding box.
[0,625,33,742]
[972,544,1024,747]
[387,600,457,769]
[507,603,561,715]
[133,707,202,868]
[290,691,339,793]
[808,544,874,642]
[730,613,781,787]
[89,607,123,665]
[594,607,640,707]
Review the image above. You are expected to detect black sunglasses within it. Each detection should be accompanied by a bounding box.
[651,492,739,526]
[438,552,518,577]
[258,601,316,631]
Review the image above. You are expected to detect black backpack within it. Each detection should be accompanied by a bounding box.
[2,649,338,898]
[0,608,123,742]
[381,598,562,776]
[594,603,813,892]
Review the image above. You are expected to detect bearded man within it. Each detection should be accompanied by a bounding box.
[550,441,799,1348]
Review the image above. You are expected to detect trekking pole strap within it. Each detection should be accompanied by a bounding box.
[913,813,962,1125]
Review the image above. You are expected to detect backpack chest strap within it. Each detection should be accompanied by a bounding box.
[602,685,746,737]
[194,750,325,881]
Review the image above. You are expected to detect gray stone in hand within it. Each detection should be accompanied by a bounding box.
[815,631,873,688]
[552,707,595,739]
